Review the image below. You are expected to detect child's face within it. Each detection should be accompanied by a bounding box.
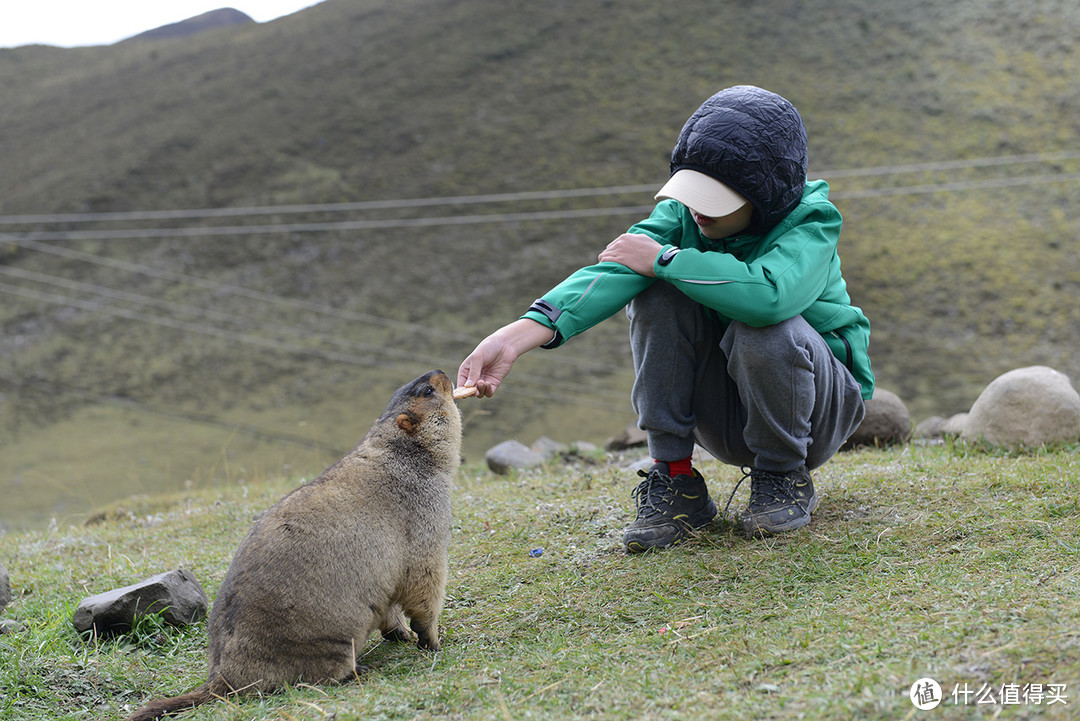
[690,202,753,240]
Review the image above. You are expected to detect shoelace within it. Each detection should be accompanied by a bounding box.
[631,469,677,514]
[722,467,751,519]
[722,467,797,518]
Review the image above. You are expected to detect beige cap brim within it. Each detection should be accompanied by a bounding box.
[654,169,748,218]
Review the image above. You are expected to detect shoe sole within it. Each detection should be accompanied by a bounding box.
[623,502,717,553]
[740,507,812,539]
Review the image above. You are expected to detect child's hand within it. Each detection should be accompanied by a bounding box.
[597,233,661,277]
[457,319,555,397]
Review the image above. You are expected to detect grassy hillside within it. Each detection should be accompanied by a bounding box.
[1,446,1078,719]
[1,0,1079,528]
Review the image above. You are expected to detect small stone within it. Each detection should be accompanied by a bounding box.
[605,425,648,451]
[531,437,568,458]
[0,618,25,635]
[941,413,967,437]
[913,416,947,439]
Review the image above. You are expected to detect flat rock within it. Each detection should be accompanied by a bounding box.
[605,425,648,451]
[72,568,208,637]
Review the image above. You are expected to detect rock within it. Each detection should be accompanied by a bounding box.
[623,455,653,474]
[941,413,967,437]
[842,389,911,449]
[961,366,1080,448]
[0,563,10,613]
[485,440,547,475]
[72,568,208,637]
[0,618,25,635]
[531,437,568,457]
[913,415,947,439]
[605,424,647,451]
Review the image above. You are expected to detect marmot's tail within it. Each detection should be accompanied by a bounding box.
[126,682,219,721]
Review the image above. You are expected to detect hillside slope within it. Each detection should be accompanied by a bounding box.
[0,0,1078,528]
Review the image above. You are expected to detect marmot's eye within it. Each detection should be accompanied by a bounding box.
[423,386,436,397]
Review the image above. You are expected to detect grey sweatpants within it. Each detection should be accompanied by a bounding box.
[627,281,866,472]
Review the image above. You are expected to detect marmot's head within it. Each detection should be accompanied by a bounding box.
[379,370,462,466]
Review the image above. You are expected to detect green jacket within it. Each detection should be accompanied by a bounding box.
[522,180,875,400]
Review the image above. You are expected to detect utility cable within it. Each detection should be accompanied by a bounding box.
[4,205,657,241]
[2,150,1078,225]
[4,167,1079,241]
[0,281,631,410]
[0,235,625,376]
[829,171,1080,199]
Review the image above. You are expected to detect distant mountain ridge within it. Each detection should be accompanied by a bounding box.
[125,7,255,42]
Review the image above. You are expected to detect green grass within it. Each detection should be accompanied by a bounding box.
[2,443,1078,719]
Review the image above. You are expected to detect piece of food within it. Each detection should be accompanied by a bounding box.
[453,386,480,400]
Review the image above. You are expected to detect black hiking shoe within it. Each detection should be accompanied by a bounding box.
[738,465,818,538]
[623,463,716,553]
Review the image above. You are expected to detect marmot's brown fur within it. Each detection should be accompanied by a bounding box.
[127,370,462,721]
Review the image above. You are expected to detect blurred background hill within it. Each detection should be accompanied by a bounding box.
[1,0,1078,529]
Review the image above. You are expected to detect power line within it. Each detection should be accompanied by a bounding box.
[4,205,657,241]
[815,150,1080,179]
[0,281,400,367]
[0,280,631,409]
[830,171,1080,200]
[0,235,624,376]
[1,150,1078,226]
[3,168,1079,243]
[1,235,475,343]
[0,185,660,225]
[0,265,464,366]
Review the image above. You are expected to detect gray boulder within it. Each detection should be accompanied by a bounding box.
[961,366,1080,448]
[485,440,547,475]
[72,568,208,637]
[843,388,911,449]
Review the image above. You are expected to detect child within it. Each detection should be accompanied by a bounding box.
[458,85,874,551]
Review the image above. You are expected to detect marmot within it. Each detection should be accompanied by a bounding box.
[127,370,463,721]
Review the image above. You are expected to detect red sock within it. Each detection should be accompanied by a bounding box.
[662,457,694,478]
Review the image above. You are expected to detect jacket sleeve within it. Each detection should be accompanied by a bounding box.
[652,200,842,327]
[519,204,688,346]
[522,262,654,347]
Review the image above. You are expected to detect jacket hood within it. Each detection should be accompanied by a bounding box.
[669,85,808,234]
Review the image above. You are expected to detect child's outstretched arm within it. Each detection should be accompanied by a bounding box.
[457,318,555,397]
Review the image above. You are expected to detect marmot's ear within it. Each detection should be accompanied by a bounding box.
[396,412,419,435]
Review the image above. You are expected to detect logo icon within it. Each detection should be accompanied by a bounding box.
[910,677,942,710]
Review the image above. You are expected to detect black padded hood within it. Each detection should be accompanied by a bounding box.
[669,86,808,235]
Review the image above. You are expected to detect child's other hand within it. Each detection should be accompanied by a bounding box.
[597,233,661,277]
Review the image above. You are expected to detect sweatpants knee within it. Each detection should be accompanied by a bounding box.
[721,318,812,372]
[627,280,689,320]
